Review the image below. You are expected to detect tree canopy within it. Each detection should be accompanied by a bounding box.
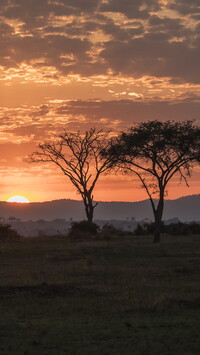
[31,128,113,223]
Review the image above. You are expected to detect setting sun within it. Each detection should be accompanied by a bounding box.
[7,195,30,203]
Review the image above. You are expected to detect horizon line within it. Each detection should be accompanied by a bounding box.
[2,193,200,204]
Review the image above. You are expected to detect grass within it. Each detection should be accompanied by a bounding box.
[0,234,200,354]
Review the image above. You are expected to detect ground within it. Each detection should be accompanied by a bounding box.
[0,234,200,354]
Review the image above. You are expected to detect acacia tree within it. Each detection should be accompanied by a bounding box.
[30,128,113,223]
[102,120,200,242]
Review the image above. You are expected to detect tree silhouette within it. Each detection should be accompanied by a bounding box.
[30,128,113,223]
[102,120,200,242]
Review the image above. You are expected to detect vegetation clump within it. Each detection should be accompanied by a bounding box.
[100,223,127,238]
[165,222,200,236]
[0,223,21,240]
[68,220,99,238]
[134,221,200,236]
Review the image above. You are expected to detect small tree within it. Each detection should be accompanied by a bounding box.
[30,129,113,222]
[102,120,200,242]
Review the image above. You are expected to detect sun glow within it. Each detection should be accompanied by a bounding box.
[7,195,30,203]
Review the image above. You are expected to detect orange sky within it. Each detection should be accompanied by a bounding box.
[0,0,200,202]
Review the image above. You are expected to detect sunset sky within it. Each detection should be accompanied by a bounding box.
[0,0,200,202]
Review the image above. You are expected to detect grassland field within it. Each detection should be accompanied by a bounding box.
[0,233,200,354]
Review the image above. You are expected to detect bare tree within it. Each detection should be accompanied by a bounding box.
[30,128,113,223]
[102,120,200,242]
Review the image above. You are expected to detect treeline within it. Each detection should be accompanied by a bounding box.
[134,221,200,236]
[1,220,200,240]
[71,220,200,238]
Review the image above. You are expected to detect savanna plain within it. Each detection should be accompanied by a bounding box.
[0,233,200,354]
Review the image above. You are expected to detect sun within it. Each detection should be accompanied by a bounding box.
[7,195,30,203]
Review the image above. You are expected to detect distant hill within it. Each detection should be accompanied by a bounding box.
[0,194,200,222]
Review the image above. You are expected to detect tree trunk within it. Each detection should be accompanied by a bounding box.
[83,196,94,223]
[153,212,162,243]
[153,191,164,243]
[86,206,93,223]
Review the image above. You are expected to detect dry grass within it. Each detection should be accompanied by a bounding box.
[0,234,200,354]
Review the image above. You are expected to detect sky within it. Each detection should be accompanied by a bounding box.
[0,0,200,203]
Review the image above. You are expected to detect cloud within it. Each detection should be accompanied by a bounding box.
[100,0,160,19]
[100,33,200,83]
[0,22,14,35]
[1,97,199,146]
[100,19,144,41]
[148,15,191,37]
[0,0,100,21]
[0,0,199,85]
[55,98,200,124]
[168,0,200,15]
[0,94,199,201]
[0,33,91,71]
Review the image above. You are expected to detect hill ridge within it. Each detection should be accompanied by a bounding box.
[0,194,199,221]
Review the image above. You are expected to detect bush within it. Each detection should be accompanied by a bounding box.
[134,221,200,236]
[101,223,120,234]
[165,222,200,236]
[134,223,146,236]
[99,223,130,239]
[133,222,160,236]
[68,220,99,238]
[0,223,21,240]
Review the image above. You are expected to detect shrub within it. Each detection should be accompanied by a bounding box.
[99,223,129,239]
[0,223,21,240]
[134,223,146,236]
[190,222,200,235]
[68,220,99,238]
[165,222,200,236]
[134,222,164,236]
[101,223,120,234]
[134,221,200,236]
